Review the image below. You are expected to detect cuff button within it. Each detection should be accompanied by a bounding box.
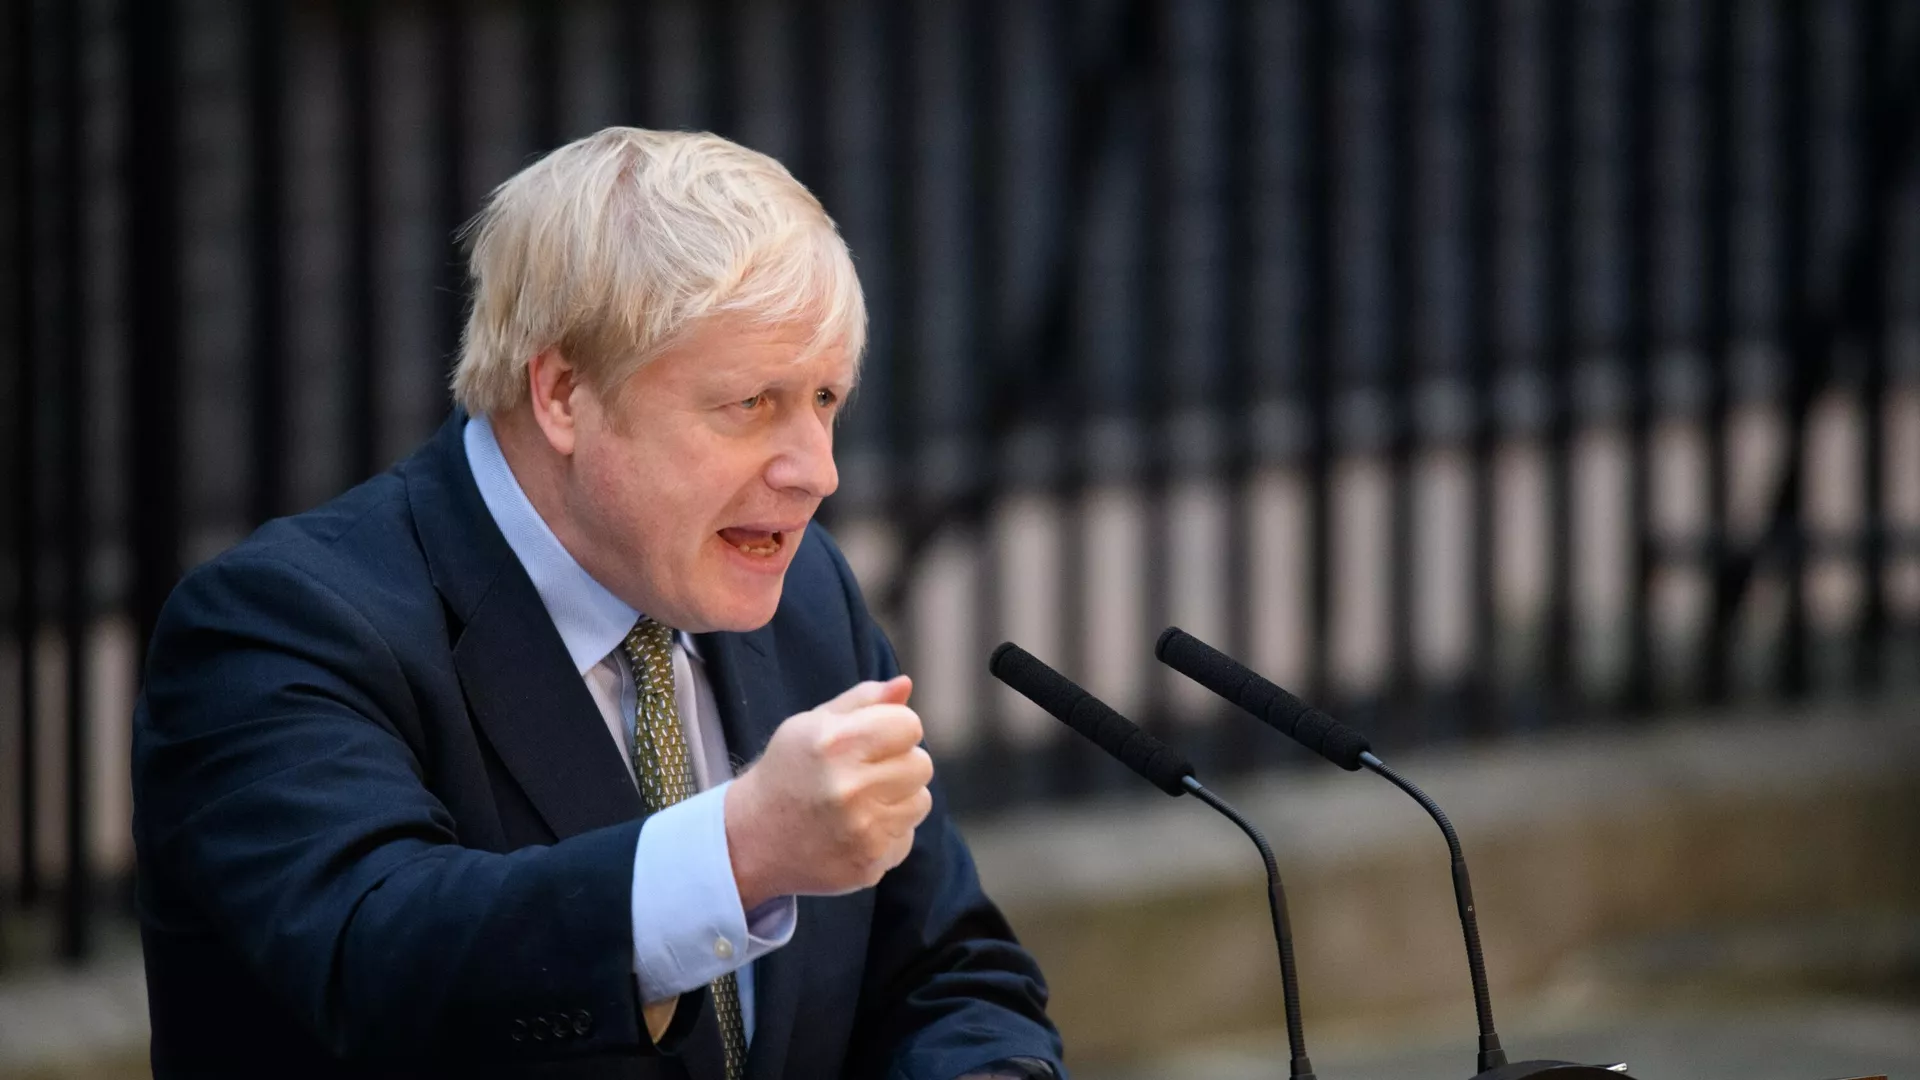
[713,936,735,960]
[572,1009,594,1036]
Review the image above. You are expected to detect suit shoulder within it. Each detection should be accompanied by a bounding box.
[159,470,437,647]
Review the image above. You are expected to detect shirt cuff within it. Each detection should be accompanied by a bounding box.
[629,781,798,1002]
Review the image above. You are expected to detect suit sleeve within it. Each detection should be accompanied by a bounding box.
[815,539,1068,1080]
[133,552,653,1062]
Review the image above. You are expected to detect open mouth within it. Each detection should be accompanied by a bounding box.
[718,526,791,559]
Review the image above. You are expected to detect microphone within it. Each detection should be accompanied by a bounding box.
[1154,627,1512,1074]
[1155,628,1646,1078]
[1154,626,1372,770]
[989,642,1318,1080]
[988,641,1194,795]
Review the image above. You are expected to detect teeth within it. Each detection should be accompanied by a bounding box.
[732,532,780,556]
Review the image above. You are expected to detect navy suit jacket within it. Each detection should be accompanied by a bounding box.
[131,412,1063,1079]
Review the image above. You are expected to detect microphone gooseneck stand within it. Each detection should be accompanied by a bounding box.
[1358,751,1505,1073]
[1181,775,1312,1080]
[1154,626,1643,1080]
[987,641,1317,1080]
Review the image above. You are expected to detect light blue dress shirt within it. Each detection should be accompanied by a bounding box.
[463,415,797,1040]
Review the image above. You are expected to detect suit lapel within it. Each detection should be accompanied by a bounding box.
[453,568,644,839]
[406,411,643,841]
[699,627,785,764]
[698,629,808,1080]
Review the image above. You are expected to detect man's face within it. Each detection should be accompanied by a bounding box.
[563,316,854,633]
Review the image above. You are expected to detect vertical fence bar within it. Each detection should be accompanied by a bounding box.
[965,0,1011,787]
[124,0,181,666]
[1699,0,1734,703]
[702,0,739,140]
[796,0,833,532]
[1299,0,1335,705]
[342,0,378,483]
[55,0,89,962]
[1619,0,1655,709]
[524,0,559,152]
[1139,0,1172,734]
[432,0,467,396]
[12,0,40,910]
[1540,0,1576,711]
[1220,0,1259,763]
[792,0,829,200]
[791,0,829,214]
[1854,0,1888,689]
[695,0,723,141]
[884,0,920,676]
[1048,0,1100,793]
[248,0,288,526]
[1384,0,1419,727]
[618,0,649,125]
[1776,0,1810,698]
[1464,0,1500,731]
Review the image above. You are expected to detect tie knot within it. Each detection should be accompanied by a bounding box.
[622,616,674,662]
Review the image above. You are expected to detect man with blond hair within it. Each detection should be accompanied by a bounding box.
[131,128,1064,1080]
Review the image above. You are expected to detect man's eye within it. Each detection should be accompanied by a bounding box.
[737,393,765,410]
[815,388,838,408]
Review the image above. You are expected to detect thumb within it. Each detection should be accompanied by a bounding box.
[819,674,913,714]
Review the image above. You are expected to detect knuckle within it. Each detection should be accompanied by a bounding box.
[825,773,861,810]
[878,705,918,737]
[809,723,842,758]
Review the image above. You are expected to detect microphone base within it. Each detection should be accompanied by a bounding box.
[1471,1063,1635,1079]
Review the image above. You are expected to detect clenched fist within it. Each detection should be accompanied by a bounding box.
[724,675,935,908]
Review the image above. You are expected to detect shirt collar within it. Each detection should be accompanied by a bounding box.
[463,414,640,675]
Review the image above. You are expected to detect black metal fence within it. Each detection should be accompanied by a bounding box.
[6,0,1920,963]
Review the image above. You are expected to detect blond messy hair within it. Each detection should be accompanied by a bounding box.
[451,127,867,416]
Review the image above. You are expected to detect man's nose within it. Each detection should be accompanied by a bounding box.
[767,412,839,498]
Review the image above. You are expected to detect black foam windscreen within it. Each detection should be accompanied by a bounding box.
[1155,626,1370,771]
[989,642,1196,796]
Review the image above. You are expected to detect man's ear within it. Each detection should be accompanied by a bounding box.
[526,347,579,456]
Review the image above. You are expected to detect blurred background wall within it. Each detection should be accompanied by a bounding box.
[3,0,1919,1076]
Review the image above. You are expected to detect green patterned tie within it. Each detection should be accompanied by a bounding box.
[621,617,749,1080]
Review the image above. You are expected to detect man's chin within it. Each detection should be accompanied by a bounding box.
[685,581,785,634]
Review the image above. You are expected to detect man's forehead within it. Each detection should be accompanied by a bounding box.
[684,320,856,382]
